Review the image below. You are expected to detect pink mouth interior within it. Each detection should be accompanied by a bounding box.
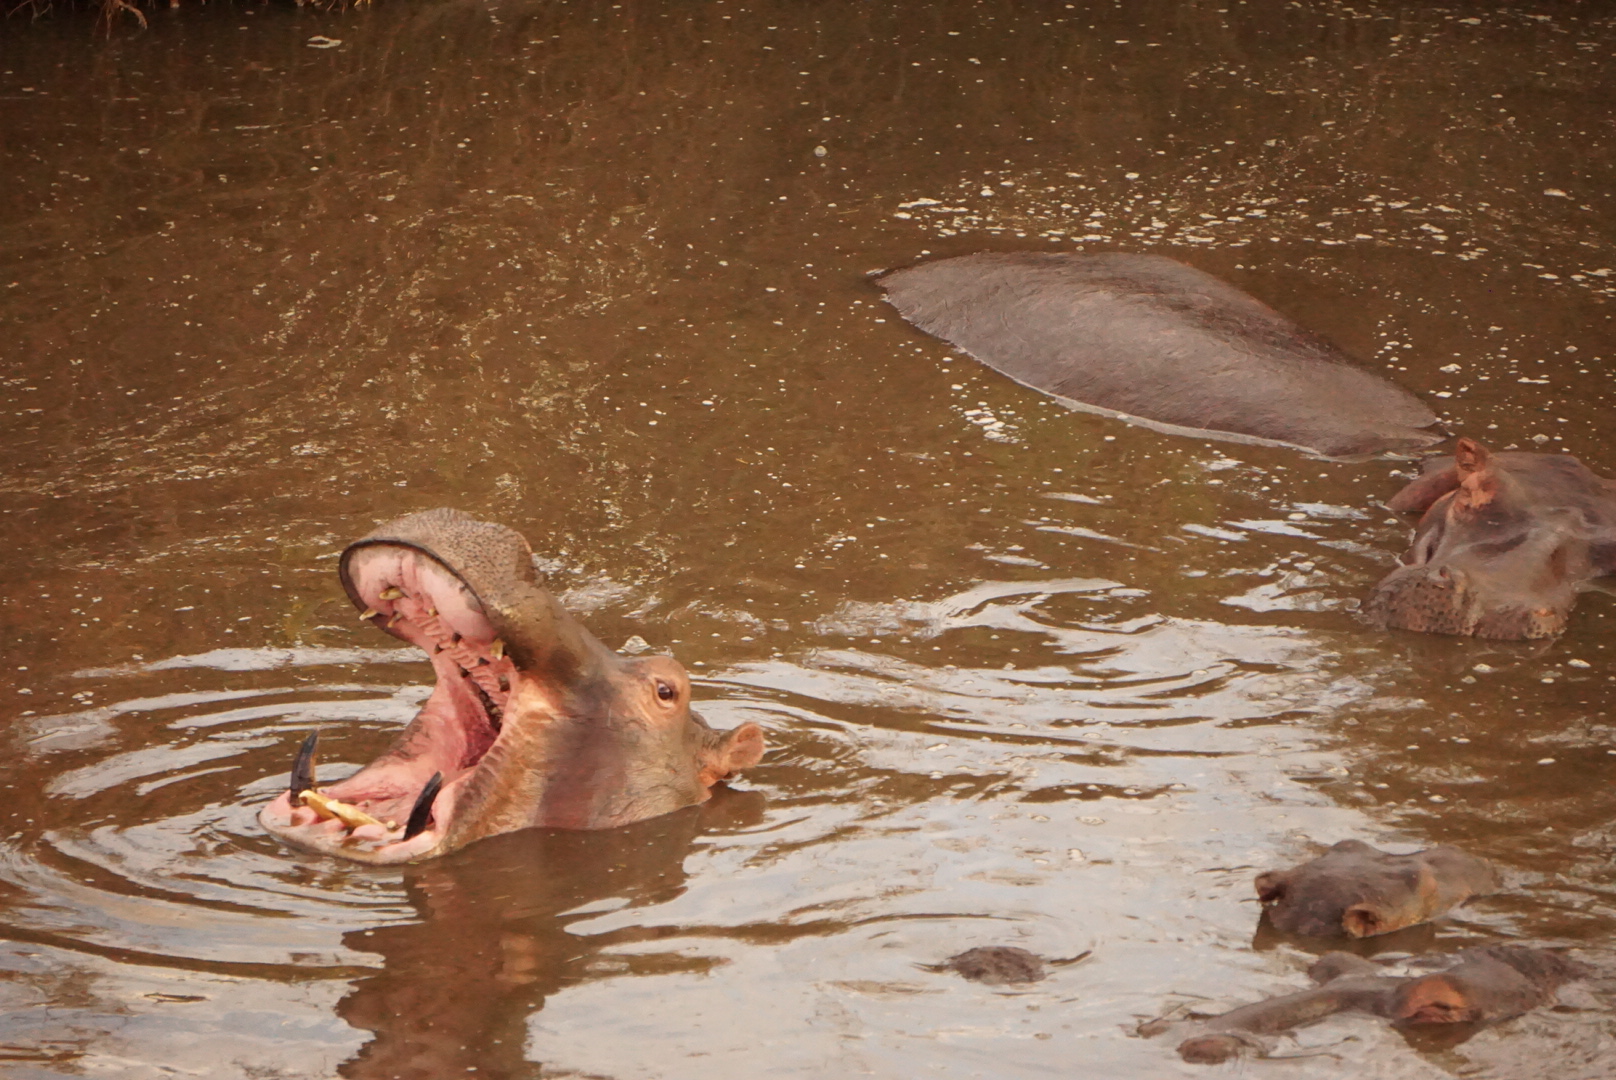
[267,543,520,855]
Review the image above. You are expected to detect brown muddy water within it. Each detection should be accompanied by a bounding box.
[3,1,1616,1077]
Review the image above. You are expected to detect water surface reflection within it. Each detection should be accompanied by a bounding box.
[3,0,1615,1076]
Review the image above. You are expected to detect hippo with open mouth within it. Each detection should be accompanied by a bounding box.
[1364,438,1616,639]
[258,508,765,864]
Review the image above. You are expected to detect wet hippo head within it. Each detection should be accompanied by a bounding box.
[1255,840,1498,939]
[1363,438,1616,639]
[258,509,765,864]
[1388,946,1589,1026]
[1160,947,1586,1064]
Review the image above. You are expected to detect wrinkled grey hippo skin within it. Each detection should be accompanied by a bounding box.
[878,252,1440,458]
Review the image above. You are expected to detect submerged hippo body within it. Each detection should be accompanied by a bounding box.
[1364,438,1616,639]
[926,945,1092,985]
[1164,947,1586,1064]
[1256,840,1498,939]
[877,252,1440,458]
[258,509,765,864]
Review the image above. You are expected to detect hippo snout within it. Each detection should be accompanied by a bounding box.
[1362,563,1568,640]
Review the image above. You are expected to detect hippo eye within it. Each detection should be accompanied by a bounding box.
[655,679,677,702]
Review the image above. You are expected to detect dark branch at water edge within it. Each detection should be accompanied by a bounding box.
[6,0,360,30]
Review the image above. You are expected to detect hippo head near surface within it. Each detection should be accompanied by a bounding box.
[1255,840,1498,938]
[257,509,765,864]
[1163,946,1588,1064]
[1363,438,1616,639]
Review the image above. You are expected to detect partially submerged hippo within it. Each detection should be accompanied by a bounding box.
[1155,947,1587,1064]
[1364,438,1616,639]
[877,252,1441,458]
[923,945,1092,985]
[258,508,765,864]
[1256,840,1498,938]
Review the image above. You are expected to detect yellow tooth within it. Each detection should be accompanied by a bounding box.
[489,638,505,660]
[427,607,438,617]
[301,790,387,830]
[379,586,404,600]
[387,611,405,629]
[359,608,379,622]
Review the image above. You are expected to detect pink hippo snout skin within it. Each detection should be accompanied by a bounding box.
[258,509,764,864]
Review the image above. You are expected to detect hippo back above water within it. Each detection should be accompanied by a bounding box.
[878,252,1441,458]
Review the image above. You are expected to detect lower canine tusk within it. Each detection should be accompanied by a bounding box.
[403,772,444,841]
[289,730,318,797]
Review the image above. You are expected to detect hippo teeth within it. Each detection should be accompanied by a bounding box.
[301,790,391,830]
[403,772,443,841]
[311,540,522,848]
[466,679,504,732]
[289,730,319,797]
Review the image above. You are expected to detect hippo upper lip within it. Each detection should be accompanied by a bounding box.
[259,521,551,862]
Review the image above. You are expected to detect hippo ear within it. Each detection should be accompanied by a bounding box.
[1454,437,1492,477]
[1389,973,1475,1024]
[1341,903,1386,938]
[1254,871,1289,904]
[1387,463,1460,513]
[700,722,765,786]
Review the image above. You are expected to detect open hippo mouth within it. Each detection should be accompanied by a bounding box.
[258,509,764,864]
